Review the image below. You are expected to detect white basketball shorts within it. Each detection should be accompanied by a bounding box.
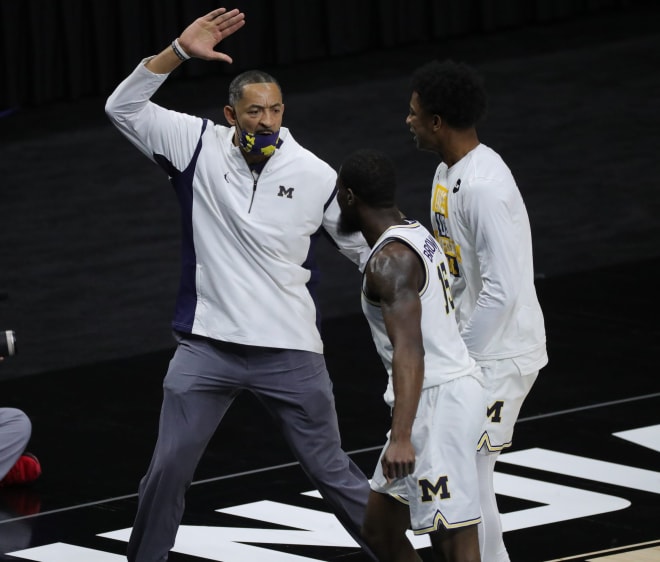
[370,374,486,534]
[477,357,539,453]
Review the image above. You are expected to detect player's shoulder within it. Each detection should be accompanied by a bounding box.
[370,232,421,272]
[366,236,425,299]
[471,144,510,173]
[464,144,516,192]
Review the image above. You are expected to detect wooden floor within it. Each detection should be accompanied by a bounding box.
[547,544,660,561]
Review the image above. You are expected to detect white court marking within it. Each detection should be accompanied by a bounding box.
[0,391,658,527]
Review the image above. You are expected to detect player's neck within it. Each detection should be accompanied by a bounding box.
[442,130,480,167]
[362,209,407,247]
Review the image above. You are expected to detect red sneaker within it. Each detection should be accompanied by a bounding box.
[0,453,42,486]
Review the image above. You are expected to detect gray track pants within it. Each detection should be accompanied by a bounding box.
[127,334,373,562]
[0,408,31,480]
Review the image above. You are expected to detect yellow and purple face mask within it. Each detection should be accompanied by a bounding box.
[238,128,283,157]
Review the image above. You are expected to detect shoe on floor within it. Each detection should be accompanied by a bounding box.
[0,453,42,486]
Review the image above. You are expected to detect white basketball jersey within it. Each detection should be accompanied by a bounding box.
[429,143,547,366]
[361,220,482,407]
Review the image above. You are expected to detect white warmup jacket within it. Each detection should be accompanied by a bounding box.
[361,221,483,407]
[430,144,547,370]
[105,61,368,353]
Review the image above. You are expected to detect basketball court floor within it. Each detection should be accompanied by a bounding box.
[0,257,658,561]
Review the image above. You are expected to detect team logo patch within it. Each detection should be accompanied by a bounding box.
[487,400,504,423]
[277,185,295,198]
[418,476,451,502]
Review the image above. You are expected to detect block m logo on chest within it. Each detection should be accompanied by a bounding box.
[277,185,294,198]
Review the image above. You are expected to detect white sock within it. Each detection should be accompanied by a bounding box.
[477,452,510,562]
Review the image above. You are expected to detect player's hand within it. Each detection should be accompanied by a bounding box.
[381,440,416,482]
[178,8,246,63]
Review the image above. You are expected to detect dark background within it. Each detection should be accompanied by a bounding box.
[2,0,647,109]
[1,0,659,380]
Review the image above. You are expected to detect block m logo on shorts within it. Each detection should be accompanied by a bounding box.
[487,400,504,423]
[418,476,450,502]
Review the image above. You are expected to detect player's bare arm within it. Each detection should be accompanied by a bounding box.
[366,241,425,481]
[146,7,246,74]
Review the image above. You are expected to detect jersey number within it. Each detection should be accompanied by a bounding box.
[437,261,455,314]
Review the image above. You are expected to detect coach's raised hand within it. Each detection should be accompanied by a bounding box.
[178,8,246,62]
[146,8,245,74]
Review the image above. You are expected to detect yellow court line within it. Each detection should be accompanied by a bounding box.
[587,546,660,561]
[543,540,660,562]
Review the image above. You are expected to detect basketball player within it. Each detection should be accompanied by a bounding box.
[407,60,548,561]
[337,148,486,562]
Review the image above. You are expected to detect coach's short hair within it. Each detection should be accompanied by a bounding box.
[411,60,487,129]
[228,70,281,106]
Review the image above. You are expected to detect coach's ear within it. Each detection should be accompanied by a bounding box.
[224,105,237,126]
